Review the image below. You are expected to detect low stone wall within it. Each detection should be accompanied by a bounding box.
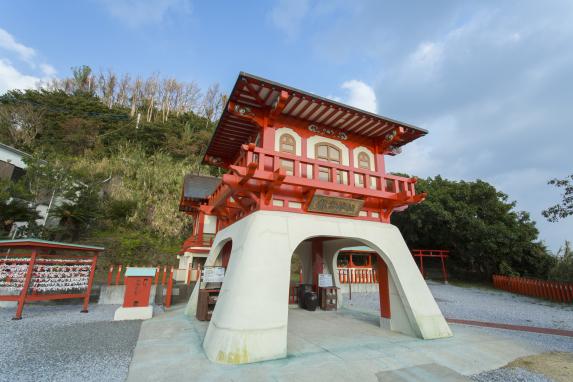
[0,287,18,308]
[338,283,379,294]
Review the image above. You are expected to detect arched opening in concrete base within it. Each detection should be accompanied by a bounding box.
[287,236,401,337]
[187,211,452,365]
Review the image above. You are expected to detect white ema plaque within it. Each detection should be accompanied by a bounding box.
[318,273,333,288]
[202,267,225,283]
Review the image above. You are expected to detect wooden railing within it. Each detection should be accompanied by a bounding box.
[106,264,174,286]
[338,268,378,284]
[183,234,215,248]
[492,275,573,303]
[237,145,417,198]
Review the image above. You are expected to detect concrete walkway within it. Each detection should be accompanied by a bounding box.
[126,306,546,381]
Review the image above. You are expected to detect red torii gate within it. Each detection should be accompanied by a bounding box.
[412,249,449,283]
[0,239,102,320]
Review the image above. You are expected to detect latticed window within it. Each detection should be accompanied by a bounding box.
[357,152,371,170]
[279,134,296,175]
[316,143,343,183]
[279,134,296,154]
[316,143,341,163]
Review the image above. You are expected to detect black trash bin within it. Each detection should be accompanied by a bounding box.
[298,284,313,309]
[303,291,318,311]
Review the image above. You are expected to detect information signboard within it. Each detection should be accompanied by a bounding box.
[202,267,225,283]
[318,273,333,287]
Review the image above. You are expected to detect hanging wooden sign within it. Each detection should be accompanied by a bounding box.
[307,194,364,217]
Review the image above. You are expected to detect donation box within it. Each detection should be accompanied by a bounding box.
[123,267,156,308]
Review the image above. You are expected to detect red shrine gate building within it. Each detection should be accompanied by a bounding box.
[179,72,451,364]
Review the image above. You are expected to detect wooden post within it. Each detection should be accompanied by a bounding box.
[13,249,37,320]
[347,268,352,300]
[377,259,391,319]
[107,265,113,286]
[115,264,122,285]
[81,255,98,313]
[440,254,448,283]
[165,267,174,308]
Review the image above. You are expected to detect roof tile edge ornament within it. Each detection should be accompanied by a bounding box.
[205,155,224,166]
[234,104,254,117]
[308,124,348,141]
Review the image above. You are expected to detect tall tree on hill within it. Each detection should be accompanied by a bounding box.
[72,65,94,96]
[391,176,554,280]
[0,102,45,149]
[543,174,573,222]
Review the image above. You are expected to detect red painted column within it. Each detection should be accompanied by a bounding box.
[82,254,98,313]
[377,259,391,319]
[260,122,275,172]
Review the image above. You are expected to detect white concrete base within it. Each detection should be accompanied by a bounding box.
[338,283,379,294]
[186,210,452,365]
[114,306,153,321]
[0,301,17,308]
[380,317,391,330]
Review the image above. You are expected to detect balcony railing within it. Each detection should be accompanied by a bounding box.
[182,234,215,249]
[235,144,417,198]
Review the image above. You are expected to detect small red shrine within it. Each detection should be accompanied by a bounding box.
[179,73,451,365]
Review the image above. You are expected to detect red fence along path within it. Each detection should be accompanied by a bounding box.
[107,264,174,286]
[492,274,573,303]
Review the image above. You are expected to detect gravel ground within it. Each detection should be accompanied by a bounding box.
[471,367,553,382]
[344,281,573,331]
[0,304,142,382]
[343,281,573,380]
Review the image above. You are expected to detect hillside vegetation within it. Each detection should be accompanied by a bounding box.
[0,66,224,267]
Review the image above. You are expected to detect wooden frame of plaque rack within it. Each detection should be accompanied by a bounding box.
[196,266,224,321]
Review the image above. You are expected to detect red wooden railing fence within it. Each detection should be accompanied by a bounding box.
[107,264,174,287]
[492,274,573,303]
[337,268,378,284]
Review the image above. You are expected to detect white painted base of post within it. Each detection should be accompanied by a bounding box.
[114,306,153,321]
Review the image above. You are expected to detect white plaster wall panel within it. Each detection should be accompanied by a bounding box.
[274,127,302,155]
[306,135,350,166]
[203,215,218,234]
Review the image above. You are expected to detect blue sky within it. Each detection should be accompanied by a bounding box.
[1,0,571,251]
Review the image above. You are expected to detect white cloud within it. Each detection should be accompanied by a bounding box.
[0,28,36,62]
[0,59,42,93]
[339,80,377,113]
[268,0,310,40]
[298,1,573,250]
[98,0,193,28]
[0,29,56,94]
[40,63,57,77]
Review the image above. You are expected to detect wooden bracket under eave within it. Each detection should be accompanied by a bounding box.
[263,168,286,204]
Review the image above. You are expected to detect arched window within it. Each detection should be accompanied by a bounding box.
[279,134,296,154]
[315,143,341,163]
[315,143,343,182]
[279,134,296,175]
[357,152,371,170]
